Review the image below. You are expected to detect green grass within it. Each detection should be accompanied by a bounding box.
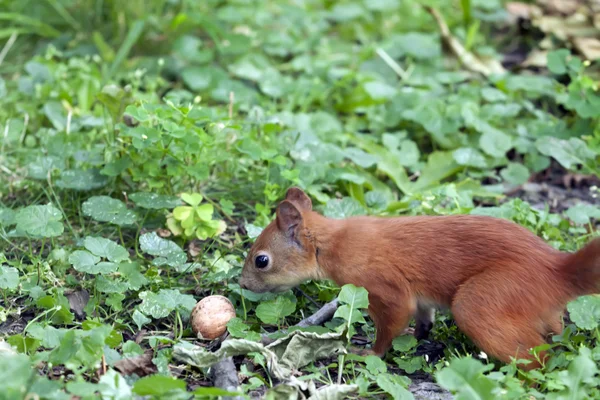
[1,0,600,398]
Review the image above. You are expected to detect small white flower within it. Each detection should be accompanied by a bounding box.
[479,351,488,360]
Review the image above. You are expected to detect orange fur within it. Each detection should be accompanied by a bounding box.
[239,188,600,370]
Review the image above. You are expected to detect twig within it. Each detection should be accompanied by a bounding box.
[261,299,340,345]
[210,351,243,400]
[425,6,506,77]
[295,299,339,328]
[0,32,18,66]
[375,47,410,81]
[101,354,107,375]
[294,287,320,309]
[228,91,234,119]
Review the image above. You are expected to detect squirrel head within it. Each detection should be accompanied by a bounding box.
[239,187,320,293]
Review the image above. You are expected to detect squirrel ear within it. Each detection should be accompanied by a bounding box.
[276,200,303,239]
[285,187,312,211]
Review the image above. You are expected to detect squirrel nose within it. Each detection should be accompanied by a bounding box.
[239,278,248,290]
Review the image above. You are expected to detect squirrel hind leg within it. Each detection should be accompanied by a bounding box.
[450,278,548,370]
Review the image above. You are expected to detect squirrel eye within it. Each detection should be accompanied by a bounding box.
[255,255,270,269]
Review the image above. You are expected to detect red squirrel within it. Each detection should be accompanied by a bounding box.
[239,187,600,370]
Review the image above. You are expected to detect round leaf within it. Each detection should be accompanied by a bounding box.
[15,204,64,238]
[0,266,19,290]
[567,295,600,330]
[84,237,129,262]
[82,196,137,226]
[129,193,182,209]
[180,193,203,207]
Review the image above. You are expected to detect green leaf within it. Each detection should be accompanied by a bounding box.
[129,192,182,209]
[195,203,214,221]
[181,67,213,91]
[565,204,600,225]
[43,101,67,131]
[98,370,132,400]
[500,163,530,185]
[67,381,105,397]
[324,198,366,219]
[365,355,388,374]
[0,207,16,227]
[56,169,109,190]
[394,357,424,374]
[0,266,19,290]
[180,193,203,207]
[413,151,461,192]
[101,157,131,177]
[364,81,398,101]
[0,353,35,399]
[377,374,414,400]
[547,347,598,400]
[344,147,378,168]
[139,232,187,269]
[132,375,186,396]
[453,148,487,168]
[385,32,440,60]
[227,317,253,338]
[173,206,193,222]
[567,295,600,330]
[137,289,196,319]
[338,284,369,309]
[132,310,151,330]
[83,237,129,262]
[334,284,369,334]
[15,204,64,238]
[69,250,100,271]
[547,49,570,75]
[536,137,596,171]
[69,250,117,274]
[119,262,148,290]
[392,335,418,352]
[82,196,137,226]
[256,295,297,325]
[436,357,496,399]
[479,127,512,158]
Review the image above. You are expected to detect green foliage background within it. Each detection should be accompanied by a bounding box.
[1,0,600,398]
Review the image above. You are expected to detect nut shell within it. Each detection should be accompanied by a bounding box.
[190,295,236,340]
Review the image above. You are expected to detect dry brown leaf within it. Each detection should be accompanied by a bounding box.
[533,14,598,41]
[571,37,600,60]
[522,49,550,68]
[156,228,171,238]
[66,289,90,320]
[537,0,582,15]
[506,2,542,20]
[188,240,202,257]
[114,351,157,377]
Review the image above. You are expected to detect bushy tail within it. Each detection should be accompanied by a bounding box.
[563,237,600,296]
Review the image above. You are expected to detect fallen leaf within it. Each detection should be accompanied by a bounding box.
[505,2,542,21]
[114,351,157,377]
[156,228,171,238]
[538,0,582,15]
[66,289,90,320]
[571,37,600,61]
